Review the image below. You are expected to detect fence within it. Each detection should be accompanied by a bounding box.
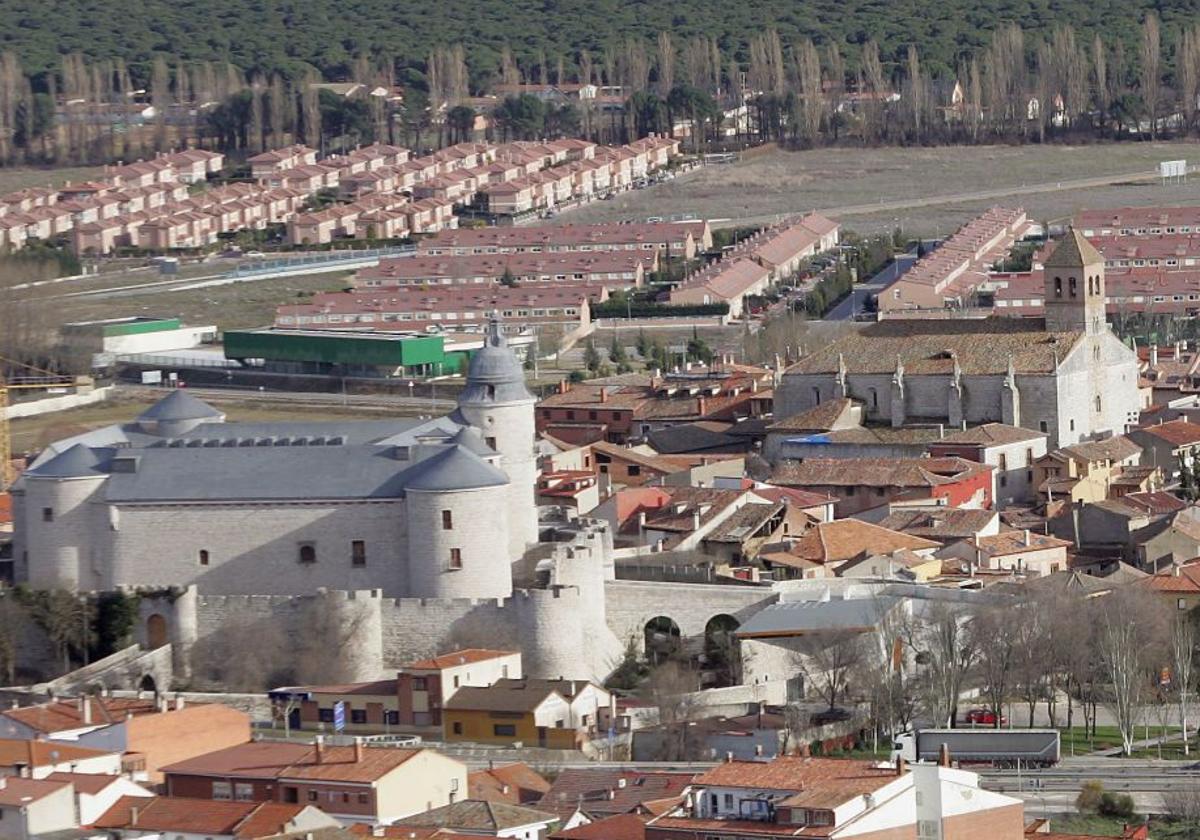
[227,244,417,278]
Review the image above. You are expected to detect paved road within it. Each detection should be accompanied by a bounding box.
[825,253,919,321]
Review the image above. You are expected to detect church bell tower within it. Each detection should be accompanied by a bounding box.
[1042,228,1106,336]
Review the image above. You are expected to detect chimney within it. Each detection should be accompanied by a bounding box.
[1175,564,1182,577]
[79,697,92,726]
[501,784,510,794]
[617,778,627,789]
[799,742,811,757]
[724,751,734,763]
[1151,344,1160,368]
[600,388,608,404]
[569,681,577,696]
[130,805,139,826]
[354,737,364,762]
[697,397,707,416]
[692,511,702,531]
[938,743,952,767]
[1023,529,1031,546]
[314,736,325,764]
[938,423,945,439]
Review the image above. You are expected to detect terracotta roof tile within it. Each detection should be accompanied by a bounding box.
[789,520,940,564]
[538,769,696,819]
[551,813,649,840]
[768,399,855,433]
[404,649,518,671]
[770,457,989,489]
[469,763,551,804]
[1136,419,1200,446]
[694,757,899,804]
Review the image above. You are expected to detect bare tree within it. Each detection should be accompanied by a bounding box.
[906,602,978,727]
[657,32,674,97]
[1095,588,1166,755]
[860,40,886,144]
[971,602,1019,726]
[1180,27,1200,135]
[1172,614,1197,755]
[796,39,823,144]
[793,630,867,711]
[643,661,703,760]
[1092,34,1109,128]
[500,45,520,88]
[1141,12,1162,138]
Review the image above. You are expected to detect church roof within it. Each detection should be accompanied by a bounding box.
[136,390,223,422]
[401,444,510,492]
[785,320,1083,377]
[1043,228,1104,269]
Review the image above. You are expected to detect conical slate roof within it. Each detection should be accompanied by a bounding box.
[137,390,223,422]
[26,444,105,478]
[1043,228,1104,269]
[459,315,534,405]
[450,425,496,457]
[402,444,509,492]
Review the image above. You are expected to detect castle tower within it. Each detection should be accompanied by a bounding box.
[1043,228,1106,336]
[454,316,539,557]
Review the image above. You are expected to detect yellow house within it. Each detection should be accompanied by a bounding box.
[1033,436,1143,504]
[442,679,609,750]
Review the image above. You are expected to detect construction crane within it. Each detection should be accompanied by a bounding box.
[1,355,81,490]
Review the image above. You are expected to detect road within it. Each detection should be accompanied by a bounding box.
[824,253,918,321]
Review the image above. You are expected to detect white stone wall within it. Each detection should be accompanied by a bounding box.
[457,399,539,556]
[405,486,513,599]
[989,437,1047,507]
[22,476,109,591]
[109,500,408,595]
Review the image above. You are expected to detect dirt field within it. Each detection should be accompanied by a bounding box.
[0,165,109,194]
[42,270,355,332]
[8,392,388,454]
[561,142,1200,236]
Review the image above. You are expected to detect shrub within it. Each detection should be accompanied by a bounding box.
[1076,780,1104,814]
[1099,792,1136,820]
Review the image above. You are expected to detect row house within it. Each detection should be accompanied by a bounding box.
[547,137,598,161]
[355,250,653,289]
[111,158,176,189]
[1077,206,1200,238]
[287,204,363,245]
[276,283,599,334]
[418,220,706,259]
[138,212,218,250]
[478,178,537,215]
[356,208,410,240]
[339,167,404,199]
[1,186,58,212]
[413,174,472,204]
[161,148,225,182]
[266,163,340,194]
[407,197,457,233]
[248,144,318,179]
[59,180,114,202]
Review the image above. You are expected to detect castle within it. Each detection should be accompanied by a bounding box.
[774,231,1140,449]
[12,318,777,685]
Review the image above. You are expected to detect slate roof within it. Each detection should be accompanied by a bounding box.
[24,444,106,478]
[784,320,1083,376]
[394,799,557,831]
[402,444,509,492]
[736,598,901,637]
[647,421,745,455]
[136,390,224,422]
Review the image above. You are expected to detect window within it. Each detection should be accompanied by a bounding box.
[442,510,453,530]
[1069,277,1077,297]
[351,540,366,566]
[448,548,463,570]
[1054,276,1062,298]
[1070,419,1076,432]
[385,711,399,725]
[453,721,464,734]
[493,724,517,736]
[235,782,254,801]
[41,507,53,522]
[810,811,833,827]
[199,549,209,566]
[627,465,641,476]
[358,793,369,804]
[412,676,427,690]
[351,709,367,724]
[1040,421,1048,433]
[213,781,232,800]
[846,486,856,496]
[1095,395,1102,413]
[998,453,1008,471]
[1025,447,1033,466]
[308,790,318,802]
[453,675,460,688]
[318,708,335,723]
[485,436,497,450]
[298,544,317,564]
[1180,598,1189,611]
[723,793,734,809]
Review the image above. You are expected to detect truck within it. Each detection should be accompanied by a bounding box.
[891,728,1060,768]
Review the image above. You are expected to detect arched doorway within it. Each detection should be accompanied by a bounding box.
[138,674,157,695]
[146,614,168,649]
[703,614,742,687]
[644,616,681,665]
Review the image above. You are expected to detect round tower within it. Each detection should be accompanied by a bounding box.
[454,316,539,558]
[20,444,109,591]
[404,444,514,599]
[314,589,384,680]
[135,390,225,437]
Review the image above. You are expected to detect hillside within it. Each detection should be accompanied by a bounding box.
[0,0,1192,83]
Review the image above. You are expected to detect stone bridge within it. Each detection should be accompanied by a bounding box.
[603,579,778,654]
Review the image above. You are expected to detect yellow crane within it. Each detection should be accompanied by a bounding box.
[1,356,81,490]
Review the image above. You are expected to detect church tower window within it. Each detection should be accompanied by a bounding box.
[1068,277,1077,297]
[1054,277,1063,298]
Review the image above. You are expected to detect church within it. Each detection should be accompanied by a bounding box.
[774,231,1140,448]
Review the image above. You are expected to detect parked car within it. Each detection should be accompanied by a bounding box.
[810,708,853,726]
[962,708,1007,726]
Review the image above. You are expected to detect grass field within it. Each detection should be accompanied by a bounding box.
[8,393,388,455]
[42,270,355,332]
[562,141,1200,236]
[0,165,108,194]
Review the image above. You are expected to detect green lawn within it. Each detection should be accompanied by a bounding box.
[1057,725,1182,756]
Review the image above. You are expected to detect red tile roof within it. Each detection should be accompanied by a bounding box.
[95,796,314,838]
[538,770,696,819]
[696,757,899,804]
[0,776,70,806]
[469,762,552,804]
[1136,419,1200,446]
[552,813,649,840]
